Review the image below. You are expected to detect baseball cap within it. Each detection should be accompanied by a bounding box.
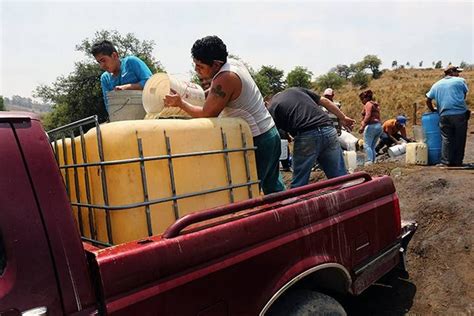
[444,65,463,74]
[396,115,407,126]
[323,88,334,96]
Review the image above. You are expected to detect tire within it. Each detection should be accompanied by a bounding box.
[267,290,347,316]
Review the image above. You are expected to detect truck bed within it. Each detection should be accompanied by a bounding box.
[86,172,402,315]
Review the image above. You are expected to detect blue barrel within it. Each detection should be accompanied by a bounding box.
[421,112,441,165]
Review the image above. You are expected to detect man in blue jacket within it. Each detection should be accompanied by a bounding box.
[426,65,470,166]
[91,40,152,114]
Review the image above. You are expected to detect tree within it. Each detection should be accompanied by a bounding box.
[419,61,423,68]
[285,66,313,89]
[392,60,398,68]
[360,55,382,79]
[0,96,5,111]
[255,65,285,95]
[35,30,164,130]
[253,73,272,97]
[314,72,345,92]
[351,70,370,89]
[334,64,352,80]
[406,61,410,67]
[435,60,442,69]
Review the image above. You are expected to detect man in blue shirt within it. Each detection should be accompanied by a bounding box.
[91,40,152,114]
[426,65,470,166]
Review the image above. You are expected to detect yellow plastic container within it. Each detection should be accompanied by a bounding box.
[54,137,95,239]
[405,142,428,165]
[55,118,259,245]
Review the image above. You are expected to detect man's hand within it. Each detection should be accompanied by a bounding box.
[114,83,143,91]
[341,116,356,132]
[164,89,183,108]
[115,84,130,90]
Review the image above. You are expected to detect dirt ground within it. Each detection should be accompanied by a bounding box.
[281,118,474,315]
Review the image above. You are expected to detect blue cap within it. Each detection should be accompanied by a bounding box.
[396,115,407,125]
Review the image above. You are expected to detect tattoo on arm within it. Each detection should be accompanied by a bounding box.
[211,85,227,98]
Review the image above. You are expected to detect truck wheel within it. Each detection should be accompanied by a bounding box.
[267,289,347,316]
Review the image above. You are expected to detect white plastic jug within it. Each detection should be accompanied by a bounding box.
[388,143,407,158]
[343,150,357,173]
[406,142,428,165]
[142,73,205,118]
[338,130,359,151]
[280,139,288,160]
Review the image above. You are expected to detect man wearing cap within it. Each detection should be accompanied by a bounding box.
[322,88,342,135]
[375,115,412,155]
[426,65,470,166]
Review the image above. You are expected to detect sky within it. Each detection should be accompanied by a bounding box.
[1,0,473,100]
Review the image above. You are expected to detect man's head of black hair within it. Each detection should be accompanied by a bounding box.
[191,36,228,66]
[90,40,117,57]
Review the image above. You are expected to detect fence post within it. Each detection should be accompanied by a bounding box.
[413,102,417,125]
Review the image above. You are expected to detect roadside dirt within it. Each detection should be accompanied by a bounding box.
[281,118,474,315]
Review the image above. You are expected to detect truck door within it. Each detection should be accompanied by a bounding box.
[0,121,63,315]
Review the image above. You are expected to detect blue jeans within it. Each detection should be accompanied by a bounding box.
[291,126,347,188]
[363,123,383,162]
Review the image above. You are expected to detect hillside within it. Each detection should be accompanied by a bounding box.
[333,68,473,137]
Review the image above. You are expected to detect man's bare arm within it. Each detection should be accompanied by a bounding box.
[319,97,356,131]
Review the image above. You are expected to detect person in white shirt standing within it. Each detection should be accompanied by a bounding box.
[164,35,285,194]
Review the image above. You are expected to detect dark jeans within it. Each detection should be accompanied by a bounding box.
[375,132,408,152]
[253,126,286,194]
[439,112,469,166]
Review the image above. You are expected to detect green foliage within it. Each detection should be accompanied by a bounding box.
[392,60,398,68]
[42,103,71,129]
[334,64,352,80]
[286,66,313,89]
[351,70,370,89]
[359,55,382,79]
[253,72,272,97]
[0,96,5,111]
[255,65,285,95]
[314,72,345,92]
[419,61,423,67]
[435,60,442,69]
[35,30,163,130]
[35,61,106,130]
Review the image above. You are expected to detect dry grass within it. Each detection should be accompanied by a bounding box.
[333,68,474,137]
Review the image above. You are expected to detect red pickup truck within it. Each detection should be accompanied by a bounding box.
[0,112,416,316]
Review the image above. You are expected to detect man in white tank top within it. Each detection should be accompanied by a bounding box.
[164,35,285,195]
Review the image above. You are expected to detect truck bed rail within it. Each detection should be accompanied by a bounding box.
[163,172,372,238]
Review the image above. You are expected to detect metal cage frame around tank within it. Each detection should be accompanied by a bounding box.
[47,115,259,247]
